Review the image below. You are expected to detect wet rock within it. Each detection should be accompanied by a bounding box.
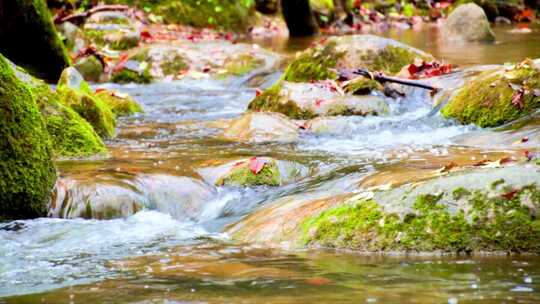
[74,55,105,82]
[0,53,57,219]
[230,164,540,253]
[248,81,389,119]
[111,60,153,84]
[57,21,89,54]
[50,174,214,221]
[94,90,143,117]
[84,11,140,50]
[57,67,117,138]
[443,3,495,42]
[441,59,540,127]
[282,35,433,82]
[221,112,300,143]
[198,157,307,187]
[0,0,71,81]
[301,165,540,253]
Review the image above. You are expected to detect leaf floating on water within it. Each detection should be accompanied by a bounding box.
[248,157,267,174]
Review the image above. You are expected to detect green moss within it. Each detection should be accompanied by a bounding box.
[95,90,143,116]
[442,62,540,127]
[283,41,345,82]
[111,68,153,84]
[216,160,281,187]
[247,83,316,119]
[74,55,104,82]
[452,187,471,200]
[0,0,71,81]
[160,54,189,76]
[222,54,264,76]
[344,78,384,95]
[0,53,57,219]
[84,29,138,50]
[302,184,540,253]
[57,86,116,138]
[367,45,422,75]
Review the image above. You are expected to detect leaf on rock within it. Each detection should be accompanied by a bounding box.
[248,157,267,174]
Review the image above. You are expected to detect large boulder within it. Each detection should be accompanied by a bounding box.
[229,164,540,253]
[441,59,540,127]
[443,3,495,42]
[282,35,433,82]
[0,54,57,219]
[248,81,389,119]
[0,0,71,81]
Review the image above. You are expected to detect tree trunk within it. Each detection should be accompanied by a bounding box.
[281,0,319,37]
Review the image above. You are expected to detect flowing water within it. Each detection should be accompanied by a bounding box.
[2,26,540,303]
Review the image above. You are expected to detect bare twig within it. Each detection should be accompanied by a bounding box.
[55,4,129,25]
[336,68,439,92]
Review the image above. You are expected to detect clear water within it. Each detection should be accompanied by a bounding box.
[2,26,540,303]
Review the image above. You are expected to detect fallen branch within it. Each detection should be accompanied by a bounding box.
[336,68,439,92]
[55,4,129,24]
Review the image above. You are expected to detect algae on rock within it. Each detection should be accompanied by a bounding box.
[216,159,281,187]
[95,90,143,116]
[0,54,57,219]
[441,60,540,127]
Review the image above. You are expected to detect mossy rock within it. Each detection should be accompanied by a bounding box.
[0,53,57,219]
[441,60,540,127]
[74,55,105,82]
[248,81,389,119]
[302,166,540,253]
[283,35,433,83]
[0,0,71,81]
[83,11,140,51]
[95,90,143,116]
[111,61,153,84]
[57,67,117,138]
[216,158,281,187]
[221,53,265,77]
[8,58,106,157]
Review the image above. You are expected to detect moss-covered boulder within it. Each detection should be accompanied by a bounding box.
[221,112,300,143]
[302,165,540,253]
[74,55,105,83]
[57,67,117,138]
[83,11,140,51]
[7,57,106,157]
[0,0,71,81]
[0,54,57,219]
[443,3,495,42]
[95,90,143,116]
[229,164,540,253]
[441,59,540,127]
[283,35,433,82]
[248,81,389,119]
[111,59,153,84]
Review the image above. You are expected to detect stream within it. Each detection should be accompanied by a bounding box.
[2,25,540,303]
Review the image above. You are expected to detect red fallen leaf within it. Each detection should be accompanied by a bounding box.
[94,88,107,93]
[511,88,525,109]
[501,189,519,200]
[255,89,263,97]
[296,121,309,130]
[515,8,535,22]
[406,61,452,79]
[522,137,529,143]
[248,157,267,174]
[140,30,153,41]
[315,98,326,107]
[525,150,540,161]
[202,66,211,73]
[306,277,332,286]
[473,159,492,167]
[233,160,246,167]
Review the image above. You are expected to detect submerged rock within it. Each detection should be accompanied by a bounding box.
[221,112,300,143]
[443,3,495,42]
[441,59,540,127]
[230,164,540,253]
[0,0,71,81]
[57,67,117,138]
[0,53,57,219]
[248,81,389,119]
